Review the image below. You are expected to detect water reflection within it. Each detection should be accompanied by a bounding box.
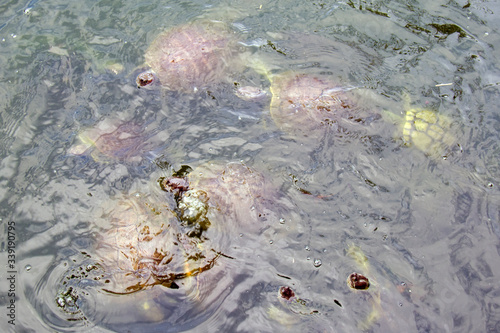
[2,0,500,332]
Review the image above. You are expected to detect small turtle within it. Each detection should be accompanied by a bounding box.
[402,108,456,157]
[265,284,334,331]
[384,93,458,158]
[345,245,383,330]
[136,20,239,92]
[345,245,423,331]
[276,286,319,315]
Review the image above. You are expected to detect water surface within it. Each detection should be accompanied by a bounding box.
[1,0,500,332]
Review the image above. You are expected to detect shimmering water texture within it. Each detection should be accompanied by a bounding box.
[2,0,500,332]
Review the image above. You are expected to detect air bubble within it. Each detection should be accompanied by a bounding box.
[279,218,285,224]
[25,264,32,272]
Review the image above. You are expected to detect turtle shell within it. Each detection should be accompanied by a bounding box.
[69,118,165,163]
[187,162,274,231]
[402,108,455,158]
[95,194,219,294]
[144,21,238,92]
[161,161,279,237]
[269,72,356,135]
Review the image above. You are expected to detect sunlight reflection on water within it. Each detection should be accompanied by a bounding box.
[1,0,500,332]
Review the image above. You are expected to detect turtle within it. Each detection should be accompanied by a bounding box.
[229,30,385,137]
[136,20,240,93]
[52,192,223,328]
[401,108,456,158]
[68,117,168,163]
[268,72,361,136]
[383,93,458,159]
[268,286,319,320]
[242,54,378,137]
[94,193,220,295]
[263,282,342,332]
[345,245,426,331]
[54,163,292,328]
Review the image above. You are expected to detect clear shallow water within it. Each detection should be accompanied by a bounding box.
[1,0,500,332]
